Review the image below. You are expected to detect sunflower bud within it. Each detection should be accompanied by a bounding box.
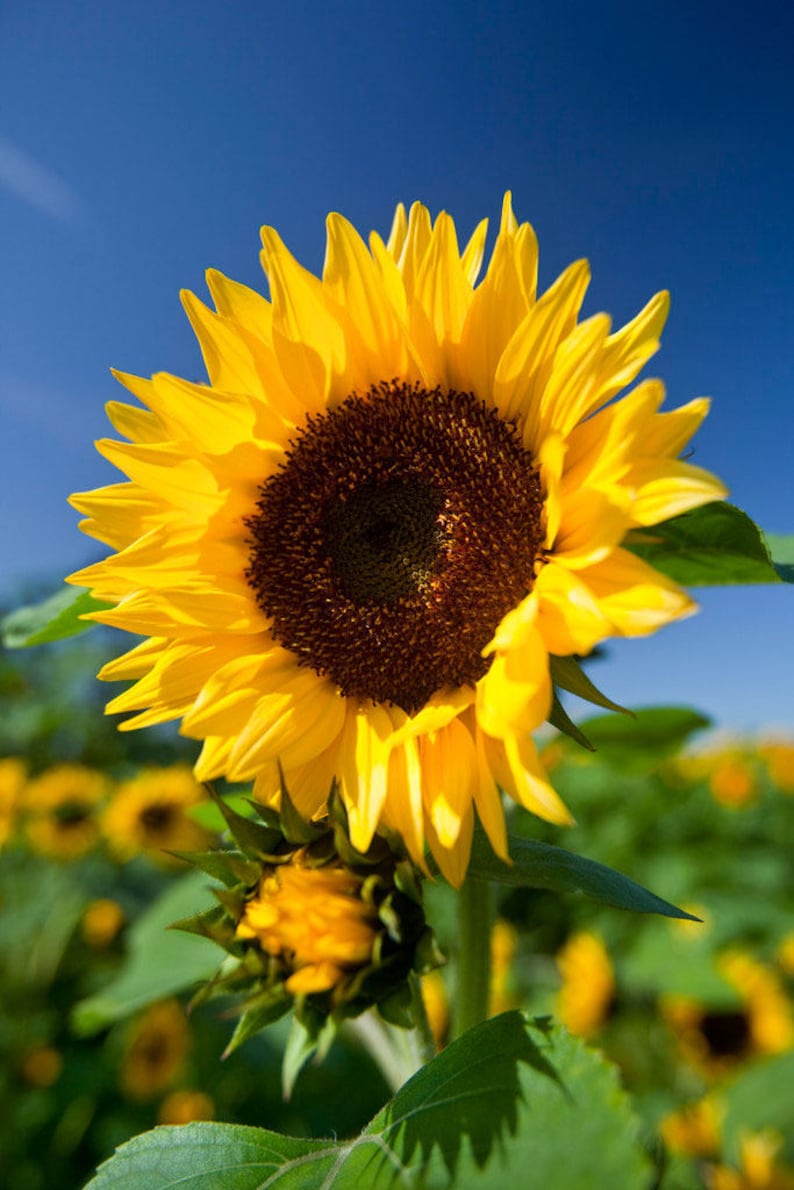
[172,783,442,1056]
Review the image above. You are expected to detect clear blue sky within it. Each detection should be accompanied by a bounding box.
[1,0,792,731]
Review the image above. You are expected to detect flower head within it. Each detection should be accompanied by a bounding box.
[23,764,108,860]
[119,999,189,1100]
[69,196,726,881]
[101,765,210,863]
[174,786,440,1051]
[555,930,616,1037]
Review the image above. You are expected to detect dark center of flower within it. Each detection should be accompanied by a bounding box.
[141,804,176,836]
[698,1010,751,1058]
[55,802,92,829]
[245,382,544,714]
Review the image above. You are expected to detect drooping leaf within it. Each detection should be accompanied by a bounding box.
[467,831,697,920]
[547,690,595,751]
[625,502,782,585]
[83,1017,651,1189]
[0,585,111,648]
[72,871,220,1035]
[549,655,632,716]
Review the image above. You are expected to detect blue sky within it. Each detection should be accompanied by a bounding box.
[1,0,792,731]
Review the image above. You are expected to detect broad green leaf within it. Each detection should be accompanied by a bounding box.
[764,532,794,583]
[576,706,711,759]
[625,502,782,585]
[84,1016,651,1189]
[72,871,220,1035]
[0,585,110,647]
[468,831,697,920]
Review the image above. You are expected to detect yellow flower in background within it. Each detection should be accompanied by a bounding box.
[759,741,794,794]
[158,1089,215,1125]
[709,753,759,809]
[120,999,189,1101]
[101,766,210,863]
[661,952,793,1079]
[23,764,109,860]
[237,855,381,998]
[0,758,26,849]
[20,1046,64,1089]
[708,1130,794,1190]
[661,1096,722,1158]
[82,898,125,948]
[489,917,519,1016]
[420,970,449,1051]
[556,931,616,1037]
[69,195,726,882]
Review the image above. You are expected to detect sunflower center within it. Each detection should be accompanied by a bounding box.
[699,1010,751,1059]
[141,804,176,836]
[246,382,544,714]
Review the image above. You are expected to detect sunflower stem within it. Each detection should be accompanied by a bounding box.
[453,874,494,1039]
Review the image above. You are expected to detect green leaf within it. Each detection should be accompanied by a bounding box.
[764,532,794,583]
[547,690,595,751]
[549,655,632,716]
[72,871,220,1035]
[0,585,111,648]
[83,1017,651,1189]
[222,990,291,1059]
[720,1051,794,1165]
[576,706,711,759]
[468,831,698,920]
[625,502,782,585]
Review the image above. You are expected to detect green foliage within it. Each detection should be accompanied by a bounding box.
[72,873,219,1036]
[1,586,109,648]
[84,1016,651,1189]
[625,502,787,585]
[763,532,794,582]
[468,829,696,919]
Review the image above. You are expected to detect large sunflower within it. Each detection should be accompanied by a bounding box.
[69,195,726,884]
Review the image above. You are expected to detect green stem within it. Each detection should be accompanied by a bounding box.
[453,875,494,1039]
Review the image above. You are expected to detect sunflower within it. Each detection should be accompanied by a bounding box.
[555,930,616,1037]
[0,758,26,849]
[69,195,726,883]
[23,764,109,861]
[101,765,210,863]
[119,999,189,1101]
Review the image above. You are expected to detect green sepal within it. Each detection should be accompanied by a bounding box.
[212,886,247,918]
[225,853,266,887]
[169,904,240,952]
[549,655,633,716]
[412,926,447,975]
[393,858,423,904]
[377,980,414,1028]
[167,849,243,888]
[283,1008,336,1100]
[221,989,291,1059]
[203,784,283,859]
[274,765,327,845]
[547,690,595,751]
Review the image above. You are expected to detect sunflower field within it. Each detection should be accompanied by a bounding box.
[2,199,793,1189]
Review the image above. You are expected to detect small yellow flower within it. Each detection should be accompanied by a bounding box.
[23,764,109,860]
[158,1089,215,1125]
[775,934,794,978]
[709,754,758,808]
[237,856,380,998]
[20,1046,63,1088]
[707,1130,794,1190]
[555,931,615,1037]
[0,758,26,849]
[82,898,125,948]
[660,1095,722,1158]
[70,195,726,884]
[120,1000,189,1101]
[759,741,794,794]
[420,970,449,1050]
[102,766,210,863]
[489,918,519,1016]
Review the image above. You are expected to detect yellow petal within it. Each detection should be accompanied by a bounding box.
[503,732,574,825]
[581,548,696,636]
[338,704,394,853]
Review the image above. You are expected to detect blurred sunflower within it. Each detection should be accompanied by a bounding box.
[101,765,210,863]
[555,930,616,1037]
[23,764,109,861]
[120,999,189,1101]
[707,1130,794,1190]
[0,758,26,849]
[69,195,726,882]
[661,952,793,1079]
